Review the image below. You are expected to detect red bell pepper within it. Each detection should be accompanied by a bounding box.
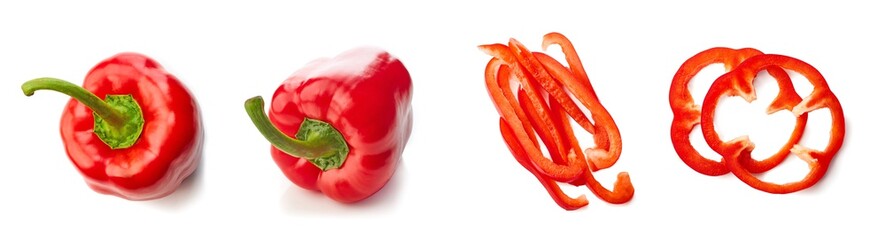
[21,53,203,200]
[699,54,844,194]
[245,47,413,203]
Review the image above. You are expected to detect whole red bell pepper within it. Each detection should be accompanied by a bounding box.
[21,53,203,200]
[245,47,413,203]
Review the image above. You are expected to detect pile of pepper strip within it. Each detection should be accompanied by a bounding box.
[481,32,633,210]
[669,47,845,194]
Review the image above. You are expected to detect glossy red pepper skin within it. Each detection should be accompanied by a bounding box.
[60,53,202,200]
[268,47,413,203]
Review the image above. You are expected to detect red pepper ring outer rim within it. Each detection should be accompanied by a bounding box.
[701,54,845,194]
[669,47,769,176]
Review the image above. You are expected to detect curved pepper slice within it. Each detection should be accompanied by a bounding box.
[482,49,584,183]
[541,32,609,151]
[245,47,413,203]
[499,118,589,210]
[669,47,805,176]
[700,54,844,194]
[533,52,619,171]
[21,53,203,200]
[548,95,634,203]
[508,40,598,136]
[518,89,568,165]
[481,33,633,210]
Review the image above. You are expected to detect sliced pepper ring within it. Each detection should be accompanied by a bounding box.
[699,62,808,174]
[669,47,800,176]
[701,54,844,194]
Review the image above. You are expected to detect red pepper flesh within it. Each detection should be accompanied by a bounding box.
[482,33,634,209]
[499,118,589,210]
[481,51,584,183]
[22,53,202,200]
[700,54,844,194]
[533,52,620,171]
[669,47,805,176]
[246,47,413,203]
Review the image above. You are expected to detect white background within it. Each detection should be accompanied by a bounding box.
[1,0,883,239]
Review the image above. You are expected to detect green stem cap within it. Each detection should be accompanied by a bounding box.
[22,77,144,149]
[244,96,349,171]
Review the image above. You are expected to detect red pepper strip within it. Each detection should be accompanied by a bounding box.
[549,95,634,203]
[532,52,621,170]
[483,57,583,182]
[547,96,587,186]
[515,78,585,176]
[506,40,598,136]
[541,32,596,96]
[496,63,540,149]
[499,118,589,210]
[702,54,844,194]
[518,46,633,202]
[669,47,774,176]
[518,90,568,165]
[539,33,611,154]
[483,43,574,154]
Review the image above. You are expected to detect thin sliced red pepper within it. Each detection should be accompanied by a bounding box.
[518,90,568,165]
[482,33,633,209]
[484,57,583,182]
[496,63,540,149]
[533,53,620,170]
[539,34,610,154]
[548,96,588,186]
[669,47,798,176]
[701,54,844,194]
[549,95,634,203]
[484,43,574,152]
[519,40,633,202]
[515,79,584,177]
[499,118,589,210]
[541,32,596,96]
[505,40,598,136]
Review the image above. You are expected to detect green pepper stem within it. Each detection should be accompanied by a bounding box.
[245,96,350,171]
[22,77,125,127]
